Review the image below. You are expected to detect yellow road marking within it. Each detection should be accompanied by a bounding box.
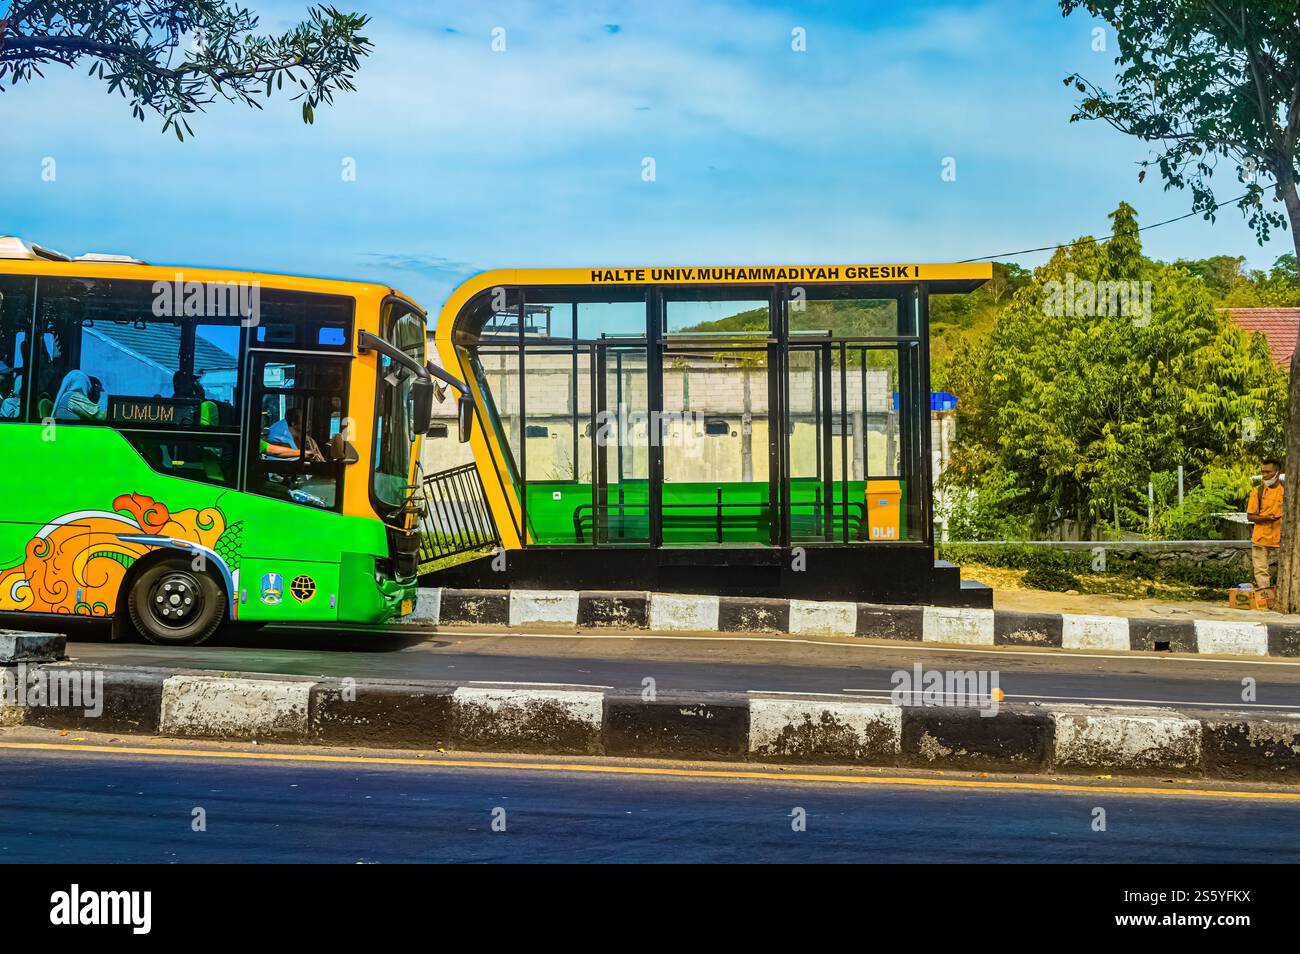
[1,740,1299,801]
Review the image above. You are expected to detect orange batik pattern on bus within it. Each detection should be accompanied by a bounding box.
[0,493,230,616]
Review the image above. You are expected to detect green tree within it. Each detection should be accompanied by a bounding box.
[1211,254,1300,305]
[0,1,372,139]
[1156,466,1254,539]
[1171,255,1248,299]
[943,203,1286,539]
[930,263,1032,387]
[1060,0,1300,607]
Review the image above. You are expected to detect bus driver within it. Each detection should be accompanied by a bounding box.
[265,407,325,462]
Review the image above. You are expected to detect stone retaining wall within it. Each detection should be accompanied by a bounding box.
[947,540,1251,571]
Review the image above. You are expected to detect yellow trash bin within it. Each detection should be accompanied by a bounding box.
[865,480,902,541]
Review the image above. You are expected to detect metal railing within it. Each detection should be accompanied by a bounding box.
[571,494,868,544]
[418,463,500,564]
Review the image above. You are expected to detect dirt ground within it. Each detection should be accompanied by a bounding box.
[960,563,1295,622]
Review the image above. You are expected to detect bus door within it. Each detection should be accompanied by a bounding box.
[243,352,349,511]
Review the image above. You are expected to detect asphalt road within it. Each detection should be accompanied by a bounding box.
[57,625,1300,712]
[1,743,1297,863]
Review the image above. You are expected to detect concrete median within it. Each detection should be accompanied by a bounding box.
[414,585,1300,659]
[4,662,1299,782]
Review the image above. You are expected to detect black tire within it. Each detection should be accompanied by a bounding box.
[127,557,226,646]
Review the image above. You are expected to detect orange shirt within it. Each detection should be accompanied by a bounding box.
[1248,482,1285,547]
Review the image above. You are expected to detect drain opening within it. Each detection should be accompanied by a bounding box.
[1154,640,1171,652]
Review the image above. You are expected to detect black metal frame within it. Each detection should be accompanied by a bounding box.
[459,282,931,546]
[429,279,987,606]
[418,462,500,563]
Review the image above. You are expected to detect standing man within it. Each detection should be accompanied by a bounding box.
[1246,459,1285,594]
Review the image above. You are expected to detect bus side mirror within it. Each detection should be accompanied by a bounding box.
[457,395,474,443]
[411,379,436,437]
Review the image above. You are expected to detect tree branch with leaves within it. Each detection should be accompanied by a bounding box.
[0,1,372,139]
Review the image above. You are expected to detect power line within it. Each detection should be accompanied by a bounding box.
[958,190,1258,263]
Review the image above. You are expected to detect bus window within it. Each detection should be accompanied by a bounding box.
[246,355,347,510]
[192,323,240,424]
[29,276,244,485]
[122,435,239,487]
[33,278,242,429]
[0,276,34,421]
[250,289,353,351]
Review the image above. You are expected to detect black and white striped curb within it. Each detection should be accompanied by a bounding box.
[408,588,1300,658]
[5,663,1299,782]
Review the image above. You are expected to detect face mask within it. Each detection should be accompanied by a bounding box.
[1265,476,1279,487]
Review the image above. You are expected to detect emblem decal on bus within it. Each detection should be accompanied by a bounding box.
[260,573,284,606]
[289,575,316,603]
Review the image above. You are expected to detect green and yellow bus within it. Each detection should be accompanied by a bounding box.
[0,236,470,645]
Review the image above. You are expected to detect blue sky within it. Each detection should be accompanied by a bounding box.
[1,0,1294,317]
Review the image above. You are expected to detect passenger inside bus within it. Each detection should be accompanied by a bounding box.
[172,370,204,401]
[34,332,65,419]
[255,405,337,508]
[52,370,106,421]
[169,370,224,427]
[0,363,18,419]
[265,408,325,462]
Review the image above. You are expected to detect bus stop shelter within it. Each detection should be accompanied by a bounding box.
[422,263,992,607]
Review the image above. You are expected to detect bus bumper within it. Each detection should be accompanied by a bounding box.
[376,576,417,622]
[338,552,418,624]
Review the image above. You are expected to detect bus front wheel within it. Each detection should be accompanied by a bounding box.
[127,558,226,646]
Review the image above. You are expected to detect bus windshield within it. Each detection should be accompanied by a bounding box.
[372,299,427,513]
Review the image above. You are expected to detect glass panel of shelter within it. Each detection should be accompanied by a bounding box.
[468,282,927,549]
[786,288,920,545]
[500,291,651,546]
[786,342,832,544]
[590,342,651,545]
[661,288,774,546]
